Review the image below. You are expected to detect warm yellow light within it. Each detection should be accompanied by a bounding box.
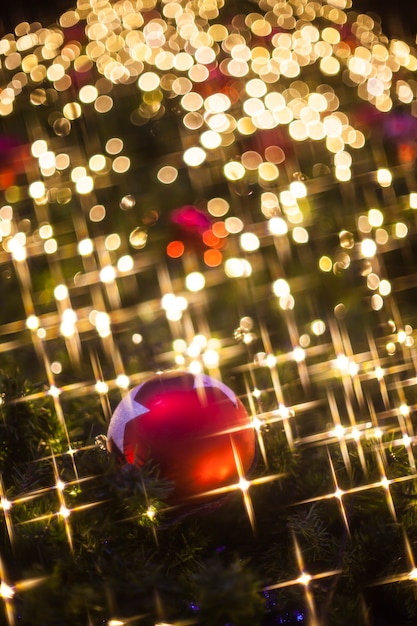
[297,572,312,586]
[54,284,68,301]
[79,84,98,103]
[368,208,383,227]
[361,239,377,258]
[112,156,130,173]
[28,181,46,199]
[377,168,392,187]
[89,154,106,172]
[292,347,305,362]
[48,385,61,398]
[31,139,48,157]
[157,166,178,184]
[225,258,252,278]
[95,380,109,394]
[116,374,130,389]
[26,315,40,330]
[0,581,14,599]
[117,255,134,272]
[100,266,116,283]
[78,238,94,256]
[239,477,250,492]
[268,217,288,236]
[138,71,160,91]
[185,272,205,292]
[410,193,417,209]
[223,161,245,181]
[240,232,260,252]
[273,279,290,298]
[183,146,206,166]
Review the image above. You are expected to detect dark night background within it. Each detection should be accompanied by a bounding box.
[0,0,417,39]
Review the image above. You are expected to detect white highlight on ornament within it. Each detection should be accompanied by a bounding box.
[107,385,150,455]
[194,373,238,406]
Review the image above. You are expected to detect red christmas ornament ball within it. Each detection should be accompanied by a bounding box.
[107,371,257,503]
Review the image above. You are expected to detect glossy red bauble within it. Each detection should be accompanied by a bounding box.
[107,371,257,503]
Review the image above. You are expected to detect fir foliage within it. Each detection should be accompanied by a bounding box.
[1,373,417,625]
